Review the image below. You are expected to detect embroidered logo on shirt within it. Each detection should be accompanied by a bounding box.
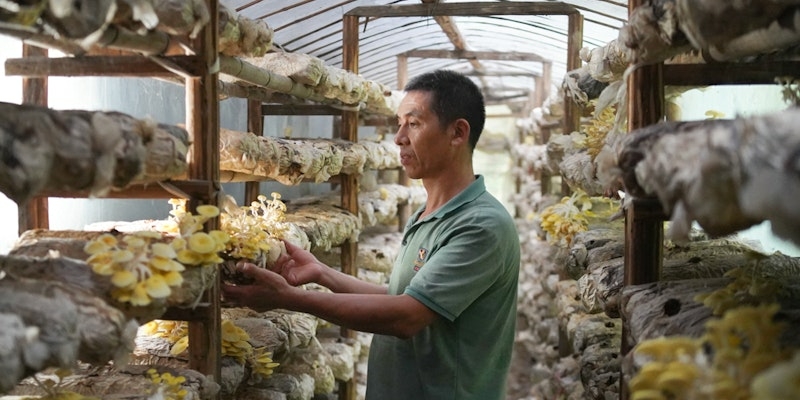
[414,247,428,271]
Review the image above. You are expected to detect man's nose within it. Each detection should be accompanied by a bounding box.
[394,126,407,145]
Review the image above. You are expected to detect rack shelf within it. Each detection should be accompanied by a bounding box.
[7,0,223,396]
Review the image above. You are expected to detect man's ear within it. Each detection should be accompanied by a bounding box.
[451,118,470,145]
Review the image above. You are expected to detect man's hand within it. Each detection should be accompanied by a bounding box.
[271,240,324,286]
[221,261,294,312]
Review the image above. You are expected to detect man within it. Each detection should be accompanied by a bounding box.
[222,69,520,400]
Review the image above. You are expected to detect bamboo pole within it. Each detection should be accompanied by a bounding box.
[217,80,275,102]
[0,23,86,55]
[94,26,171,55]
[218,55,330,102]
[0,23,172,56]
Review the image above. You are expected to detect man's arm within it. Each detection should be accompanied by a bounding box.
[314,261,388,294]
[269,240,387,294]
[222,263,438,338]
[289,286,437,339]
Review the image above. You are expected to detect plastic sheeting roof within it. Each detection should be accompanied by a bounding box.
[221,0,628,112]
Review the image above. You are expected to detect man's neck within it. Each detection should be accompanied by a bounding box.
[420,170,475,218]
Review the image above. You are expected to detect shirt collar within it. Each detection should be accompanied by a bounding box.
[408,175,486,226]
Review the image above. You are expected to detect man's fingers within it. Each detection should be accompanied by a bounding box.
[283,239,301,255]
[234,261,271,282]
[220,281,246,304]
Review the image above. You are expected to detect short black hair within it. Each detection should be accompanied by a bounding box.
[404,70,485,150]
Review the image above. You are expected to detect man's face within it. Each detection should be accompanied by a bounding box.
[394,91,453,180]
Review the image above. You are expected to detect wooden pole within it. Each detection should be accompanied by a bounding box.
[245,99,263,204]
[621,2,666,398]
[185,0,221,394]
[396,55,411,230]
[623,59,664,282]
[561,13,583,196]
[5,55,205,78]
[539,61,553,195]
[396,55,408,91]
[19,44,50,234]
[553,7,584,359]
[338,13,360,400]
[540,61,552,107]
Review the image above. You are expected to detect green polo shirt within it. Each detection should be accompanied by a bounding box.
[366,175,520,400]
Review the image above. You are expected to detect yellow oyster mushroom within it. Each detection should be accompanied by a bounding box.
[84,239,111,255]
[123,235,147,249]
[177,249,203,265]
[140,320,161,336]
[170,336,189,355]
[179,217,203,235]
[162,271,184,286]
[708,378,741,399]
[258,241,273,252]
[221,320,244,336]
[655,365,699,391]
[161,371,186,385]
[149,256,185,272]
[188,232,216,254]
[170,237,187,251]
[196,204,220,218]
[200,253,224,265]
[112,249,135,263]
[711,347,745,368]
[251,348,281,377]
[232,340,253,350]
[112,287,131,303]
[629,363,665,392]
[111,269,137,288]
[96,233,118,246]
[144,275,172,298]
[254,348,276,363]
[89,257,114,276]
[751,352,800,400]
[630,389,666,400]
[130,283,152,306]
[254,349,278,363]
[743,353,787,380]
[134,230,163,239]
[151,242,178,259]
[210,230,230,245]
[635,336,698,360]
